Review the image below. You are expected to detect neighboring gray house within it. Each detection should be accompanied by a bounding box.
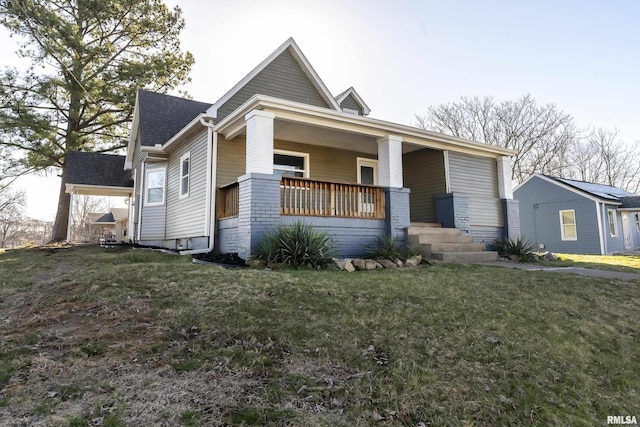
[68,38,521,260]
[515,174,640,255]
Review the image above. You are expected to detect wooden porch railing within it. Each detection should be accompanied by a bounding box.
[217,182,239,219]
[281,177,385,219]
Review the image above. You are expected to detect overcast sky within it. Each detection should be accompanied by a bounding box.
[5,0,640,220]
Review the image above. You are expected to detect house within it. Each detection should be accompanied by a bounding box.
[64,151,134,242]
[90,208,129,243]
[68,38,520,260]
[514,174,640,255]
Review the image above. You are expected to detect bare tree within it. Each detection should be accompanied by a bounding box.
[0,186,26,247]
[415,94,580,183]
[566,129,640,193]
[70,196,112,242]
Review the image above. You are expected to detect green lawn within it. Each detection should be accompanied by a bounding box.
[0,246,638,426]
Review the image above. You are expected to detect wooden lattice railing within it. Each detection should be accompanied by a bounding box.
[280,177,385,219]
[217,182,239,219]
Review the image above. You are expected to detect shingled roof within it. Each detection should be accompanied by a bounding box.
[66,151,133,188]
[137,90,213,147]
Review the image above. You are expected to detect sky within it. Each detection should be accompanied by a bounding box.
[4,0,640,221]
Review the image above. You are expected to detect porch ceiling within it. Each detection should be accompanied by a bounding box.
[262,120,426,155]
[66,184,133,198]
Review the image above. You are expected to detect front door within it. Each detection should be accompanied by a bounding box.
[357,158,378,214]
[622,212,632,250]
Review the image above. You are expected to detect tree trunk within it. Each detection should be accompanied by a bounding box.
[50,165,69,242]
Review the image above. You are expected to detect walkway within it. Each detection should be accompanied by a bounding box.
[475,261,640,281]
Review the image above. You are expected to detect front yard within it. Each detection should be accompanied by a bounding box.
[0,246,638,426]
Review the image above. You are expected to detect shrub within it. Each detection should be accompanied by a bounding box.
[365,234,426,261]
[254,222,336,269]
[365,234,404,260]
[493,236,536,262]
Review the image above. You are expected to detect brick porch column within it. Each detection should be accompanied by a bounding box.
[237,173,281,260]
[377,135,403,188]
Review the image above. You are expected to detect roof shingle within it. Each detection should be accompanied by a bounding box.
[66,151,133,188]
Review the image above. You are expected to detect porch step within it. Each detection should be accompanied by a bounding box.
[406,223,496,263]
[409,222,442,228]
[408,234,474,245]
[431,251,499,263]
[407,226,462,236]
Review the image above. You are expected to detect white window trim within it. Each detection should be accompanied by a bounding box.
[145,167,166,206]
[608,209,618,237]
[274,149,310,178]
[179,152,190,199]
[357,157,378,185]
[635,212,640,233]
[559,209,577,241]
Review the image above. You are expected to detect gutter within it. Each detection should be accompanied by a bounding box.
[179,117,218,255]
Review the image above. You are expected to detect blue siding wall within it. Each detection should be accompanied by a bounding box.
[515,176,601,254]
[603,204,626,254]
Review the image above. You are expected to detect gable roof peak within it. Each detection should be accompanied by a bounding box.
[335,86,371,116]
[206,37,341,118]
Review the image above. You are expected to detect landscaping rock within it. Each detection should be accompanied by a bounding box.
[353,258,366,270]
[379,259,397,269]
[246,258,266,268]
[333,258,347,270]
[394,258,404,267]
[344,260,356,272]
[364,260,378,270]
[405,255,422,267]
[538,251,558,261]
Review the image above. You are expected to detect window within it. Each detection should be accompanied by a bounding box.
[608,209,618,237]
[274,150,309,177]
[342,107,359,115]
[145,168,166,206]
[636,213,640,232]
[357,158,378,185]
[559,209,577,241]
[179,153,190,198]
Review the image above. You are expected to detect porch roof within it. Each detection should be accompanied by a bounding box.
[214,95,518,158]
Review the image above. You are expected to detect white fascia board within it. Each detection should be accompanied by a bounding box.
[533,174,623,205]
[214,94,518,157]
[335,87,371,116]
[65,183,134,195]
[124,94,141,169]
[206,38,341,118]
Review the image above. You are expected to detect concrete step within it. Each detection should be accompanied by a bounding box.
[431,251,499,263]
[407,226,463,236]
[427,242,486,253]
[408,234,474,245]
[409,222,442,228]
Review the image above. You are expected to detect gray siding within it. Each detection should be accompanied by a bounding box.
[166,129,208,239]
[339,94,363,115]
[448,152,503,227]
[603,204,626,254]
[403,149,446,223]
[515,176,601,254]
[140,164,167,240]
[217,50,330,120]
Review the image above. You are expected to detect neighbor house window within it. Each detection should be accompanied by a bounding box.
[636,213,640,232]
[179,152,190,198]
[608,209,618,237]
[559,209,577,241]
[274,150,309,178]
[145,168,166,206]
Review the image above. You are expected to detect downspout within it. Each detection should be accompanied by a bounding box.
[602,203,609,255]
[180,117,218,255]
[595,200,605,255]
[136,163,145,242]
